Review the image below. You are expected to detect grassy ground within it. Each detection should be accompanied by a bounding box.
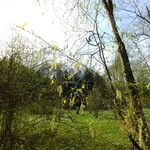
[1,109,150,150]
[12,110,131,150]
[57,110,131,150]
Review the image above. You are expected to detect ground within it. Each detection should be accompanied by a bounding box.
[1,109,150,150]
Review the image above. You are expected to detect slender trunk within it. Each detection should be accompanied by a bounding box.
[102,0,150,149]
[1,55,17,150]
[2,108,15,150]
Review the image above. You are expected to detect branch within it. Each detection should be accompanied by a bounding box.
[16,26,89,69]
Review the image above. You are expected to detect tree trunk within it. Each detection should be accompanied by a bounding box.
[102,0,150,149]
[1,55,17,150]
[1,108,15,150]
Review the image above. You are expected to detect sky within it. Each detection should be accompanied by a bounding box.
[0,0,149,71]
[0,0,67,47]
[0,0,125,70]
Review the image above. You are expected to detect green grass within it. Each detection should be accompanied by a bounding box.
[1,109,150,150]
[12,110,131,150]
[57,111,130,150]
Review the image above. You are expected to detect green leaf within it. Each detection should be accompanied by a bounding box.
[57,85,63,96]
[18,22,28,29]
[77,88,82,93]
[74,63,80,72]
[116,89,122,100]
[147,83,150,89]
[51,44,59,51]
[81,84,85,89]
[63,98,67,104]
[51,80,55,85]
[68,73,74,80]
[70,97,75,106]
[52,63,57,70]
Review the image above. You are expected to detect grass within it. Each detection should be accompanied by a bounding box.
[12,109,131,150]
[57,110,130,150]
[1,108,150,150]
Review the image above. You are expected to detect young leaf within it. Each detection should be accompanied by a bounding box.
[116,89,122,100]
[74,63,80,72]
[63,99,67,104]
[147,83,150,89]
[18,22,28,29]
[68,73,74,80]
[57,85,63,96]
[51,80,55,85]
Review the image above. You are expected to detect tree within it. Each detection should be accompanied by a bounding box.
[109,55,125,89]
[15,0,150,148]
[53,67,96,113]
[131,60,150,108]
[102,0,150,149]
[0,53,31,150]
[0,39,61,150]
[65,0,150,149]
[87,72,113,117]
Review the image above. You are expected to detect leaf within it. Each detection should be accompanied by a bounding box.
[81,84,85,89]
[147,83,150,89]
[74,63,80,72]
[57,86,63,96]
[77,88,82,93]
[68,73,74,80]
[52,62,57,70]
[70,97,75,106]
[51,80,55,85]
[116,89,122,100]
[51,44,59,51]
[88,121,94,126]
[63,99,67,104]
[89,127,95,138]
[18,22,28,29]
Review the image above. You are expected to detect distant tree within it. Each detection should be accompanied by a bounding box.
[86,72,113,117]
[131,60,150,108]
[109,56,124,88]
[53,67,95,113]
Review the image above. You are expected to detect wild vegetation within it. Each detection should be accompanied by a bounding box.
[0,0,150,150]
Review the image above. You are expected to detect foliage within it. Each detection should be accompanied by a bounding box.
[86,72,113,117]
[0,52,61,149]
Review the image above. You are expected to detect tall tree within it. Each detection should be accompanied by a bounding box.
[102,0,150,149]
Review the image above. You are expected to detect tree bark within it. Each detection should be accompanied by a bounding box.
[102,0,150,149]
[2,109,15,150]
[1,55,17,150]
